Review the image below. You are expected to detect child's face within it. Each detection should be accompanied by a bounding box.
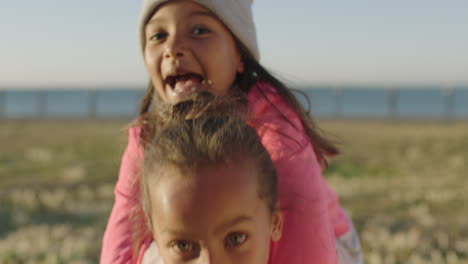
[148,160,282,264]
[144,0,244,104]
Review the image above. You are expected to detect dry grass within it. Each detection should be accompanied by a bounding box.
[321,120,468,264]
[0,120,126,264]
[1,119,467,263]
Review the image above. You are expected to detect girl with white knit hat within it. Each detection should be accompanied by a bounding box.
[101,0,363,263]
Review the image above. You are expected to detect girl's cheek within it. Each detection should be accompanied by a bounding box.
[197,39,218,52]
[145,50,163,76]
[144,46,159,64]
[144,52,155,67]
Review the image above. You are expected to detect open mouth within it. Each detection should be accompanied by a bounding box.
[165,73,205,89]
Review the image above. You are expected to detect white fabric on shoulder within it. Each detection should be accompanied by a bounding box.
[336,225,364,264]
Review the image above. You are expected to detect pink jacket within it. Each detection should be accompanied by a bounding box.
[100,82,350,264]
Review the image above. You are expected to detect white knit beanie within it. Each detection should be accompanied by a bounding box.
[138,0,259,60]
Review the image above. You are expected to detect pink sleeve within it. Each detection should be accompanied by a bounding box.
[248,83,349,264]
[268,144,337,263]
[101,126,148,264]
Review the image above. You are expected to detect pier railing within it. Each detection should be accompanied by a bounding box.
[0,87,467,120]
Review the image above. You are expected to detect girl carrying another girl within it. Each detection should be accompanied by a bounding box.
[101,0,362,263]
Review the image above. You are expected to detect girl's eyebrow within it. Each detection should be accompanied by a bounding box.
[160,215,253,237]
[147,16,167,26]
[161,228,196,237]
[214,215,253,234]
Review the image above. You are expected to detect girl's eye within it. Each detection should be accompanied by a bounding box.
[175,241,194,252]
[225,232,248,248]
[191,25,211,36]
[172,240,199,258]
[150,32,167,41]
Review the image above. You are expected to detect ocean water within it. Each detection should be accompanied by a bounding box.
[1,87,467,119]
[0,89,144,118]
[297,87,468,119]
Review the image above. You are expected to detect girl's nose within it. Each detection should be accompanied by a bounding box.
[198,250,223,264]
[163,34,186,59]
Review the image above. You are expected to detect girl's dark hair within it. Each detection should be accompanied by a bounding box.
[137,43,339,166]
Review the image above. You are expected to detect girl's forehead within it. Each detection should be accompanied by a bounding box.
[151,161,262,214]
[158,161,259,199]
[150,161,268,233]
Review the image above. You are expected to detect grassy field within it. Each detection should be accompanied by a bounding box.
[0,119,467,264]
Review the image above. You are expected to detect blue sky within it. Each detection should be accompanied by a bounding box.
[1,0,467,88]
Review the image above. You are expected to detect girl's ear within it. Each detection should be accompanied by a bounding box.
[270,209,283,241]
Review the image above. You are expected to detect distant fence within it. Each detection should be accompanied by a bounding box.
[0,89,144,119]
[298,86,468,119]
[0,87,467,120]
